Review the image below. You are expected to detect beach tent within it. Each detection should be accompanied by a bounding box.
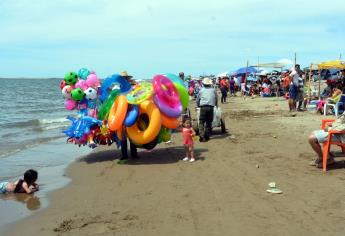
[318,60,345,70]
[315,60,345,98]
[254,58,293,70]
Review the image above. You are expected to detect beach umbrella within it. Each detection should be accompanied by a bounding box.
[235,66,258,75]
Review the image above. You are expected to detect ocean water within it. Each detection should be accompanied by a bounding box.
[0,78,94,229]
[0,78,71,160]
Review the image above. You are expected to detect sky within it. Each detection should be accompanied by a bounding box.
[1,0,345,78]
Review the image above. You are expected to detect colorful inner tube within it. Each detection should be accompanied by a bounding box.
[153,95,182,118]
[126,82,153,104]
[124,104,139,127]
[108,95,128,131]
[152,75,182,117]
[126,100,161,145]
[160,112,179,129]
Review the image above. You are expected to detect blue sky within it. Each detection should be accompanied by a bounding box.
[1,0,344,78]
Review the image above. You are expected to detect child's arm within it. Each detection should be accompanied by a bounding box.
[191,128,196,137]
[21,182,36,194]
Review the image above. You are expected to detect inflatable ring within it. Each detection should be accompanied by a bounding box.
[153,75,182,118]
[141,138,158,150]
[153,95,182,118]
[153,75,179,104]
[108,95,128,131]
[126,100,161,145]
[161,112,179,129]
[126,82,153,104]
[172,81,189,110]
[164,73,185,86]
[100,74,132,102]
[124,105,139,127]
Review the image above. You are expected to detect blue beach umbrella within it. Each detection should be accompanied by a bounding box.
[235,66,258,75]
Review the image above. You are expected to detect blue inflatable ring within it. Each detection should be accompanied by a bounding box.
[100,74,132,102]
[124,104,139,127]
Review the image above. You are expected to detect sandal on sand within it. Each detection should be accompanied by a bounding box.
[117,159,128,165]
[266,187,283,194]
[309,158,321,166]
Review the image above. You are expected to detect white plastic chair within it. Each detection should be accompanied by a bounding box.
[323,95,345,117]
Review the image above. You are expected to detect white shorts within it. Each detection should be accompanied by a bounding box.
[241,83,246,92]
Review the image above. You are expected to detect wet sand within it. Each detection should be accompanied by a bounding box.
[4,96,345,236]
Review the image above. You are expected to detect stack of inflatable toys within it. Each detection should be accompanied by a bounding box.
[60,69,189,150]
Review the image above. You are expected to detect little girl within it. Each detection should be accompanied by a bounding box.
[0,169,39,194]
[182,119,196,162]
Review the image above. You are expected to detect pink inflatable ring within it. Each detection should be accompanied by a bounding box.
[152,75,182,118]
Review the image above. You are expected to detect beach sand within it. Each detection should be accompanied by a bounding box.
[4,96,345,236]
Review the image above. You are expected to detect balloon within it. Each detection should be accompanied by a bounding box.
[84,87,98,100]
[64,72,78,85]
[60,80,66,90]
[64,99,77,110]
[86,74,100,88]
[62,85,73,99]
[74,80,88,90]
[78,68,90,80]
[71,88,85,101]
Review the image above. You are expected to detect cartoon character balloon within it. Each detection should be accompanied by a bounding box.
[64,72,78,85]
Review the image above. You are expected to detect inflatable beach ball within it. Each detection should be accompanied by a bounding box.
[64,72,78,85]
[85,88,98,100]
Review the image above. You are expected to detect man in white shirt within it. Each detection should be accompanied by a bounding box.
[288,64,301,111]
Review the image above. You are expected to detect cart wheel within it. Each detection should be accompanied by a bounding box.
[221,119,226,133]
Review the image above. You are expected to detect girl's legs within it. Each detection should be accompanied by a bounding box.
[183,145,190,161]
[189,145,195,162]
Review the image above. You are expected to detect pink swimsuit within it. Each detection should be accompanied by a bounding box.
[182,128,193,146]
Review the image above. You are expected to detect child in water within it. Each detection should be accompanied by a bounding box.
[0,169,39,194]
[182,119,196,162]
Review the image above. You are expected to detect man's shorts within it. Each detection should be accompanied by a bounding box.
[289,85,298,100]
[313,130,340,143]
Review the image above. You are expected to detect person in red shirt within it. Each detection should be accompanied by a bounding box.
[182,119,196,162]
[219,77,229,103]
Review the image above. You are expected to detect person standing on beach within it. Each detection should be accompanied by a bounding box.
[288,64,301,111]
[220,77,229,103]
[296,75,304,111]
[196,77,218,142]
[118,71,138,164]
[229,77,236,96]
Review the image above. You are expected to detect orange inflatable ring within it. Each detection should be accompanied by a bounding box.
[108,95,128,131]
[161,113,179,129]
[126,100,161,145]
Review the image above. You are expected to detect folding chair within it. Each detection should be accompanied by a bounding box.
[321,119,345,171]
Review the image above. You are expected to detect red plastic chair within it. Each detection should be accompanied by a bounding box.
[321,119,345,171]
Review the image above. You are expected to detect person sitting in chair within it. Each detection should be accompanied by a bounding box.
[308,113,345,168]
